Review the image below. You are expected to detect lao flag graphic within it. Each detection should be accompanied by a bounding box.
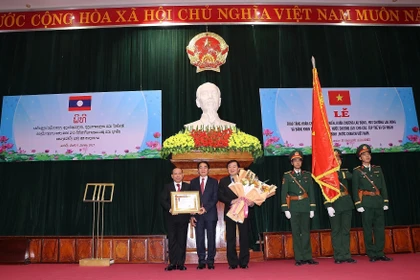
[328,90,351,106]
[68,96,92,111]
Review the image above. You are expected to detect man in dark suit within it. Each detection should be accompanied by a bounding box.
[190,161,219,270]
[161,167,191,271]
[218,160,253,269]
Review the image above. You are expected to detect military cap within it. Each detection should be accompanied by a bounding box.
[334,149,342,157]
[356,144,371,157]
[289,150,303,161]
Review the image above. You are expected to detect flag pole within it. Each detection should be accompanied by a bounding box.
[311,56,341,203]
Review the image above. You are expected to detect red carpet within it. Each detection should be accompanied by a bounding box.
[1,254,418,280]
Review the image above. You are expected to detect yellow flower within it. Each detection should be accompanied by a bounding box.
[229,130,262,156]
[161,128,263,160]
[161,131,195,158]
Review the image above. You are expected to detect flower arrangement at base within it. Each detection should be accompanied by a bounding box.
[227,169,277,223]
[160,127,263,160]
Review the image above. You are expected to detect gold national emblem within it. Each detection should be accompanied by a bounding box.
[186,32,229,72]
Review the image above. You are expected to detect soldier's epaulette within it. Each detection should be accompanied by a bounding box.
[341,168,348,171]
[302,170,311,174]
[284,171,291,174]
[372,165,380,168]
[353,166,361,170]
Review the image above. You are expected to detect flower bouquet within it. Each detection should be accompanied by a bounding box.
[227,169,277,223]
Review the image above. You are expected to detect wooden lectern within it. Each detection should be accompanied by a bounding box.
[79,183,115,266]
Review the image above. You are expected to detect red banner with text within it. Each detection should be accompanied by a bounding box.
[0,5,419,32]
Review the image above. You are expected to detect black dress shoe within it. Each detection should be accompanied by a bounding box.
[164,264,176,271]
[334,259,343,264]
[306,259,319,265]
[240,265,249,269]
[178,265,187,270]
[197,263,206,269]
[208,264,215,269]
[295,260,303,266]
[369,257,377,262]
[346,258,357,263]
[228,265,238,269]
[378,255,393,261]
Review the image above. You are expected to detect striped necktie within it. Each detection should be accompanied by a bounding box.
[200,178,205,194]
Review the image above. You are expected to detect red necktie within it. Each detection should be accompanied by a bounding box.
[200,178,205,194]
[176,183,181,192]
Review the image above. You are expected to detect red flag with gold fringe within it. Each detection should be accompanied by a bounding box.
[311,57,340,202]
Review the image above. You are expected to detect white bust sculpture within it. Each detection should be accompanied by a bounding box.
[184,82,236,129]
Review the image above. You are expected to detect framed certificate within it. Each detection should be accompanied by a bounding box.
[170,191,200,214]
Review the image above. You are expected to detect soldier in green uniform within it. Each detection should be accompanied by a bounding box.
[324,149,356,264]
[281,150,318,266]
[352,144,392,262]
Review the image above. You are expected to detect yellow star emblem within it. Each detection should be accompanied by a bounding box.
[336,94,343,101]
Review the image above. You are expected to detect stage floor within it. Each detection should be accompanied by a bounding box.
[1,253,418,280]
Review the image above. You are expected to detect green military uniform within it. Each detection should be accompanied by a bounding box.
[281,151,316,263]
[324,168,354,262]
[352,144,389,261]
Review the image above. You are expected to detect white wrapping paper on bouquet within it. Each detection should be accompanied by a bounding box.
[226,170,277,223]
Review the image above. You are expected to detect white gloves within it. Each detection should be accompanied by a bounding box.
[356,206,388,212]
[285,211,316,218]
[327,207,335,217]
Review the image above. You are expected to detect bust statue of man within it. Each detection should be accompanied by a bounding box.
[184,82,236,129]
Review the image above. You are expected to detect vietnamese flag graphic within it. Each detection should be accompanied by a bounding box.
[68,96,92,111]
[328,90,351,105]
[311,57,340,202]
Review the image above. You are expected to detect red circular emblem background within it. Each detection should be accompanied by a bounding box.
[186,32,229,72]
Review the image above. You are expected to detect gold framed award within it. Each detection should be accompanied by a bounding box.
[170,191,200,214]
